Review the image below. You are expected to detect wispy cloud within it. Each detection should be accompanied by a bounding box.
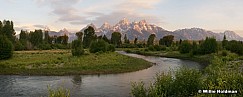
[35,0,164,27]
[36,0,83,22]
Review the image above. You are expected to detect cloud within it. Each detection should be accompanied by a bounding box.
[118,0,161,11]
[33,24,46,29]
[14,26,31,32]
[36,0,82,22]
[35,0,164,27]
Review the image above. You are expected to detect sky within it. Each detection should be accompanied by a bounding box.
[1,0,243,36]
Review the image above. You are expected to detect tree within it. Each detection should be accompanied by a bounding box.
[44,31,51,44]
[124,34,130,44]
[159,35,174,47]
[134,37,138,45]
[179,40,192,54]
[2,20,15,42]
[0,21,3,33]
[29,30,43,47]
[83,26,96,48]
[71,40,84,56]
[192,41,198,55]
[222,34,227,49]
[76,31,83,41]
[14,40,24,51]
[225,40,243,55]
[111,32,122,47]
[0,35,13,60]
[102,35,110,43]
[147,34,156,46]
[198,37,218,55]
[63,34,69,45]
[19,30,29,49]
[89,39,108,53]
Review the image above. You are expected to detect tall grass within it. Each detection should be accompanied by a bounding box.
[131,52,243,97]
[47,86,70,97]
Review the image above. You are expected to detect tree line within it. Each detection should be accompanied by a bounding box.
[1,20,243,59]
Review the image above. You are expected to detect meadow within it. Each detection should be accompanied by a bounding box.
[0,50,152,75]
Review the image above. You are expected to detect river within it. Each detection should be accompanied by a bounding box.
[0,51,202,97]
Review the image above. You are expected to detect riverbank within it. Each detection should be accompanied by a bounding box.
[0,50,152,75]
[121,49,212,68]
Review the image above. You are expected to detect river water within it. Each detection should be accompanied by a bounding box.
[0,51,202,97]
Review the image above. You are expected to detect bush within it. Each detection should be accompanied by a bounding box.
[38,43,52,50]
[89,39,108,53]
[51,44,68,49]
[198,37,218,55]
[154,45,166,51]
[225,40,243,55]
[14,41,25,51]
[47,86,70,97]
[107,44,115,52]
[0,35,14,60]
[179,40,192,54]
[148,45,155,51]
[221,50,228,56]
[121,44,136,48]
[131,68,202,97]
[71,40,84,56]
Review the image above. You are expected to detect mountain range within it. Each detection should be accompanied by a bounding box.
[46,18,243,42]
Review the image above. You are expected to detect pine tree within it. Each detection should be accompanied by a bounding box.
[0,35,13,60]
[111,32,122,47]
[83,26,95,48]
[102,35,110,43]
[134,37,138,45]
[124,34,130,44]
[222,34,227,49]
[76,31,83,41]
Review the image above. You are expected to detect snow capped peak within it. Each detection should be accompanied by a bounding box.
[100,22,111,29]
[139,19,147,24]
[118,18,130,25]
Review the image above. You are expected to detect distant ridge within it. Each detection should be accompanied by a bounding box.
[27,18,243,42]
[79,18,243,41]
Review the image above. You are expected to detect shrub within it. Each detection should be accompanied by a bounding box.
[131,82,147,97]
[148,45,155,51]
[107,44,115,52]
[179,40,192,54]
[14,41,25,51]
[154,45,166,51]
[38,43,52,50]
[0,35,14,60]
[71,40,84,56]
[51,44,68,49]
[131,68,202,97]
[89,39,108,53]
[221,50,228,56]
[225,40,243,55]
[198,37,218,55]
[47,86,70,97]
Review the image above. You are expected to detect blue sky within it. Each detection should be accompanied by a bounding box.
[1,0,243,36]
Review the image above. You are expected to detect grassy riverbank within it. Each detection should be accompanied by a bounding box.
[130,49,243,97]
[0,50,152,75]
[120,48,211,68]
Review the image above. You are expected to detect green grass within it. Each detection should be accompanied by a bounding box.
[0,50,152,75]
[124,49,211,68]
[131,50,243,97]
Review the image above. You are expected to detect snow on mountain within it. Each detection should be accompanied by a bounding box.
[77,18,243,41]
[219,30,243,41]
